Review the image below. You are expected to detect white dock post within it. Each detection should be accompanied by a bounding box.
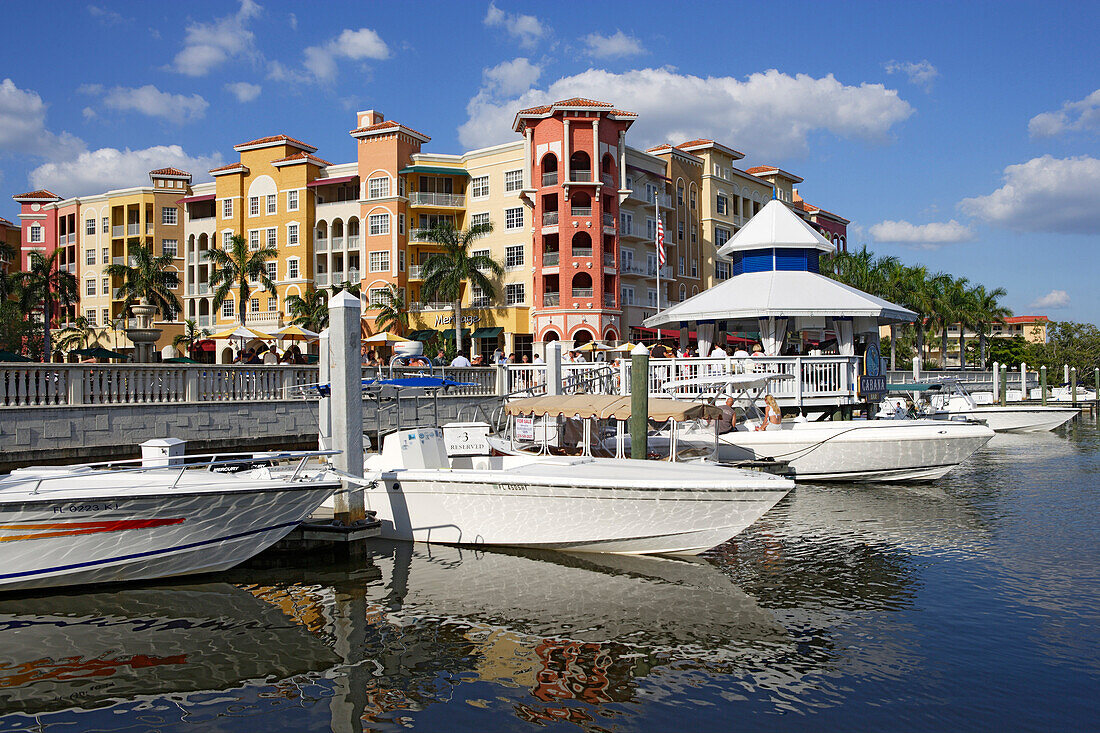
[318,330,331,451]
[912,355,920,382]
[329,291,365,525]
[545,341,563,396]
[1020,362,1027,401]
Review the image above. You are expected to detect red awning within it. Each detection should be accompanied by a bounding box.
[179,194,215,204]
[307,175,358,187]
[195,339,216,352]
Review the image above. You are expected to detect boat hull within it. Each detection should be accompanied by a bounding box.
[704,421,994,482]
[933,406,1078,433]
[0,481,337,593]
[364,457,791,556]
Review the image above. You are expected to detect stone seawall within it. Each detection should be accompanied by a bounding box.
[0,395,493,471]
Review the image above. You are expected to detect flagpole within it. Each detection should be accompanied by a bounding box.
[654,193,661,344]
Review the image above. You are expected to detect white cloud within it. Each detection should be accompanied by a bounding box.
[288,12,297,30]
[170,0,261,77]
[868,219,975,249]
[483,58,541,97]
[1028,89,1100,138]
[29,145,223,197]
[959,155,1100,234]
[458,67,913,158]
[1030,289,1070,310]
[582,30,644,59]
[225,81,261,102]
[302,28,390,81]
[484,2,546,49]
[87,4,127,25]
[0,78,84,160]
[884,60,939,91]
[95,85,208,122]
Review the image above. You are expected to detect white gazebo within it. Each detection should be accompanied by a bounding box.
[644,199,915,357]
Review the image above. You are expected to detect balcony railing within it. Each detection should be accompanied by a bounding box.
[572,247,592,258]
[572,288,594,298]
[569,170,592,182]
[315,273,330,287]
[542,251,559,266]
[347,235,359,248]
[187,283,195,295]
[347,268,359,282]
[187,251,196,264]
[197,283,210,295]
[408,265,423,279]
[146,224,154,235]
[602,213,614,227]
[197,316,211,328]
[543,292,560,306]
[127,224,139,236]
[112,226,123,237]
[602,173,615,187]
[603,252,615,267]
[541,171,558,186]
[112,256,125,265]
[315,236,328,251]
[541,211,559,226]
[332,271,345,284]
[570,207,592,217]
[407,301,451,312]
[331,236,344,249]
[603,293,616,307]
[409,192,466,207]
[409,228,436,242]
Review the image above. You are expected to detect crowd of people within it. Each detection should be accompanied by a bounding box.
[233,343,308,364]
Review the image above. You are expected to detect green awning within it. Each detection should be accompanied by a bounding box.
[885,383,943,393]
[471,327,504,338]
[408,329,439,341]
[0,350,32,362]
[398,165,470,177]
[440,328,471,340]
[71,347,129,360]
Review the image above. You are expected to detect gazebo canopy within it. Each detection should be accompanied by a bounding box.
[717,199,834,254]
[643,270,916,327]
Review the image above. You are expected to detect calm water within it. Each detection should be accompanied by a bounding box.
[2,418,1099,732]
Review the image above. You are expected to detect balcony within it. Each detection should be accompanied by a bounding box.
[541,171,558,187]
[408,301,451,312]
[187,283,195,295]
[347,235,359,248]
[569,170,592,183]
[409,192,466,208]
[112,256,125,265]
[408,265,423,279]
[146,224,154,235]
[332,270,345,284]
[542,211,559,226]
[197,283,210,295]
[543,292,560,306]
[112,225,123,237]
[572,247,593,258]
[62,263,76,274]
[602,213,615,227]
[127,224,139,236]
[603,252,615,267]
[187,251,196,264]
[542,251,559,266]
[198,316,211,328]
[603,293,616,307]
[570,207,592,217]
[347,268,359,282]
[572,288,594,298]
[315,236,328,251]
[601,173,615,187]
[332,236,344,250]
[409,228,436,242]
[315,273,330,287]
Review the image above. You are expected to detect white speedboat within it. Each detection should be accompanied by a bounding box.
[884,380,1078,433]
[0,452,341,592]
[655,375,994,482]
[363,422,792,556]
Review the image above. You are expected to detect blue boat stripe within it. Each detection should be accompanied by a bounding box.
[0,520,300,581]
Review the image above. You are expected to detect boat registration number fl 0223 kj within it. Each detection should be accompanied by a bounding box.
[52,502,121,513]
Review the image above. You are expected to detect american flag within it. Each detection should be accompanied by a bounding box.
[656,219,666,266]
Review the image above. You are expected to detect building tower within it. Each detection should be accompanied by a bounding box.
[513,99,636,347]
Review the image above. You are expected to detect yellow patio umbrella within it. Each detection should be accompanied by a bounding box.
[611,342,642,352]
[208,324,275,341]
[275,324,320,341]
[576,342,614,352]
[363,331,411,343]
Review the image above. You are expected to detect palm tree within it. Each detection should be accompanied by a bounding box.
[330,281,362,297]
[971,285,1011,369]
[0,241,18,302]
[24,250,78,362]
[419,221,502,355]
[172,318,210,357]
[904,266,946,364]
[373,284,408,334]
[286,287,329,332]
[930,276,969,368]
[825,246,885,296]
[54,315,106,355]
[104,242,182,320]
[203,234,277,327]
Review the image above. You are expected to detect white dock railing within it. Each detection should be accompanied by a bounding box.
[506,355,859,404]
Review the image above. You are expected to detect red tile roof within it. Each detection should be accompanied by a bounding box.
[676,139,714,149]
[646,144,672,152]
[234,134,316,152]
[349,119,431,140]
[208,163,248,173]
[12,190,61,200]
[271,152,333,166]
[149,167,191,177]
[745,166,775,174]
[518,98,635,116]
[1004,315,1049,323]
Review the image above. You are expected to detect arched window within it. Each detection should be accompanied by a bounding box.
[572,329,593,347]
[543,330,560,342]
[541,153,558,186]
[571,231,592,256]
[569,151,591,181]
[571,272,593,297]
[570,192,591,217]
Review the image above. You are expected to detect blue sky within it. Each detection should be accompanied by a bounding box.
[1,0,1098,322]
